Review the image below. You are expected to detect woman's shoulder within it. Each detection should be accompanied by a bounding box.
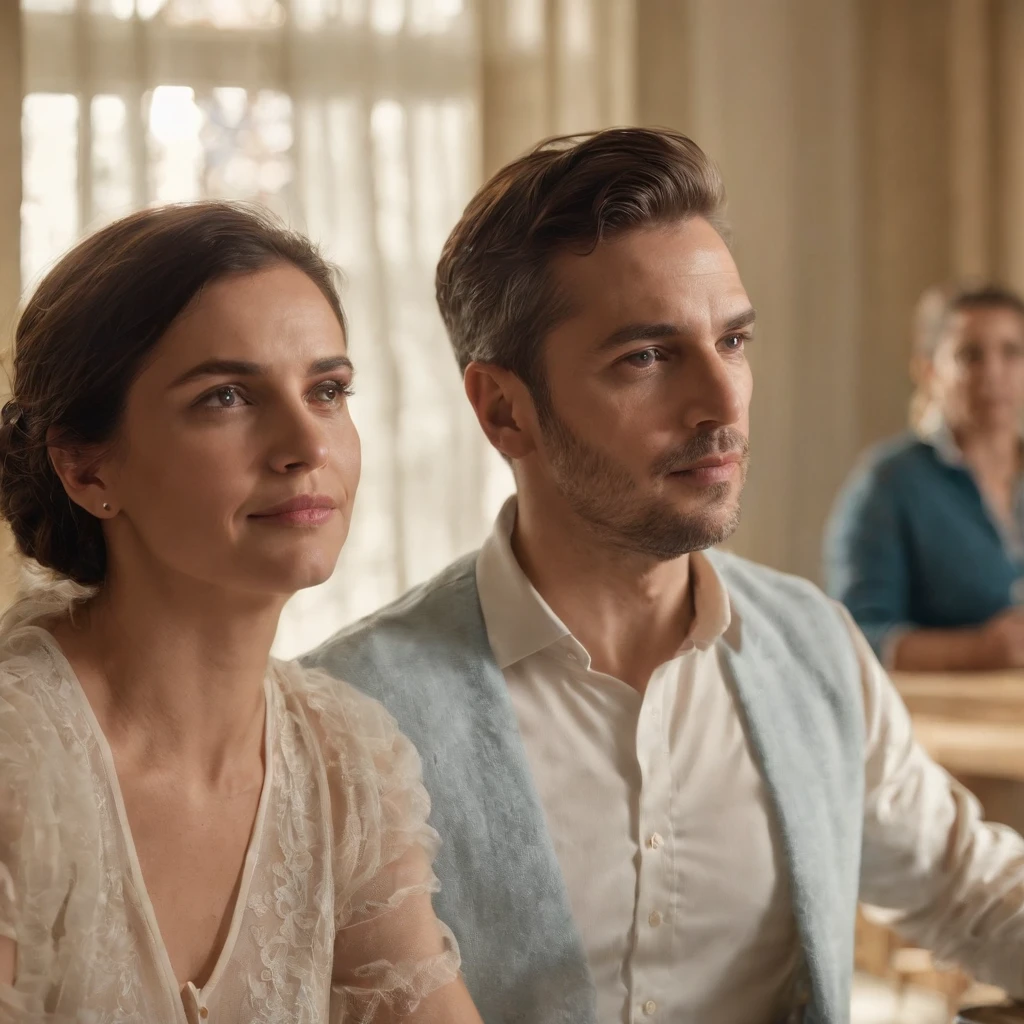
[861,431,935,473]
[0,620,74,740]
[271,659,419,771]
[842,432,940,494]
[0,619,87,850]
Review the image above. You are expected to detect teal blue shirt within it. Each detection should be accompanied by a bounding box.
[824,431,1024,661]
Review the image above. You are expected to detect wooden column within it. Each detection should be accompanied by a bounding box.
[858,1,952,451]
[948,0,997,281]
[995,0,1024,290]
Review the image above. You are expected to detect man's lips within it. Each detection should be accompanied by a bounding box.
[668,453,744,484]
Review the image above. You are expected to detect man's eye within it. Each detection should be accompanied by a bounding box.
[625,349,660,367]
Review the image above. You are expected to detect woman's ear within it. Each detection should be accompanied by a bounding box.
[46,429,117,518]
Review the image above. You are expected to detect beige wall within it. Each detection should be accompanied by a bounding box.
[1,3,20,343]
[636,0,1024,584]
[5,1,1024,592]
[0,4,20,605]
[637,0,862,580]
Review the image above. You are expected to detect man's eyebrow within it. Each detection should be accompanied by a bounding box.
[597,322,684,352]
[722,308,757,333]
[596,307,757,351]
[169,356,353,388]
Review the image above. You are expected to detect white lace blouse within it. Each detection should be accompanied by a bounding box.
[0,605,461,1024]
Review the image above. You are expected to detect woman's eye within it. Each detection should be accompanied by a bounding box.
[311,380,351,404]
[201,386,247,408]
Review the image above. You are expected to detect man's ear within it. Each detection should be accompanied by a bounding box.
[463,361,541,461]
[47,429,118,519]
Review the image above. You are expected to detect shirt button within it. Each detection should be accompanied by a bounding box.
[642,1000,658,1016]
[199,1009,209,1020]
[647,832,664,849]
[648,910,662,927]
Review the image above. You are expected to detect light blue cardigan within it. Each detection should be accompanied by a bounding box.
[304,549,865,1024]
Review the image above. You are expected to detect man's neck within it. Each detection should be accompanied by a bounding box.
[511,492,696,693]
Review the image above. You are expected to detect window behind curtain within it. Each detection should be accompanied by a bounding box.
[19,0,511,657]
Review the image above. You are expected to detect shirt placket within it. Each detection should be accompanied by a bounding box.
[181,981,210,1023]
[629,665,674,1022]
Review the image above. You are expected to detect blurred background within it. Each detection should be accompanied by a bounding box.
[8,0,1019,656]
[3,3,1024,1017]
[4,0,1022,657]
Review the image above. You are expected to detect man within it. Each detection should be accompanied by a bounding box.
[305,128,1024,1024]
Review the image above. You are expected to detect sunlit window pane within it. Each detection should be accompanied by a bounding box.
[91,94,134,227]
[371,0,405,35]
[371,100,411,265]
[88,0,137,17]
[21,93,79,289]
[563,0,594,54]
[21,0,75,11]
[409,0,463,34]
[159,0,285,28]
[146,85,204,202]
[200,88,294,203]
[506,0,544,50]
[296,98,367,267]
[411,98,471,263]
[19,0,490,659]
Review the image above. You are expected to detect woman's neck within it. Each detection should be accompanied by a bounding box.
[51,561,283,780]
[954,423,1021,478]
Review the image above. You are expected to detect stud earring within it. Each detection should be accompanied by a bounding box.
[102,502,111,512]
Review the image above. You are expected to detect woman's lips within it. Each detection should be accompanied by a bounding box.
[252,507,336,527]
[249,495,337,527]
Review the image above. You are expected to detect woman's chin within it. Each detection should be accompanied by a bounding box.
[238,546,342,597]
[284,554,340,593]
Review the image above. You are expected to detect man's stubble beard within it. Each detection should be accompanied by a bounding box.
[540,410,748,561]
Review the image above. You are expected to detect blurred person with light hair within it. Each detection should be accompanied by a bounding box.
[307,129,1024,1024]
[826,283,1024,672]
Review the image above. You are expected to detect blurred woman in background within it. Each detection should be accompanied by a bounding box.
[0,203,481,1023]
[826,284,1024,672]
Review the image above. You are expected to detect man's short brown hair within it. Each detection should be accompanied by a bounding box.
[435,127,727,400]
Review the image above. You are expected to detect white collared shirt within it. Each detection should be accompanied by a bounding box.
[476,497,1024,1024]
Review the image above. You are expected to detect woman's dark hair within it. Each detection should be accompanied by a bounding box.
[1,201,345,586]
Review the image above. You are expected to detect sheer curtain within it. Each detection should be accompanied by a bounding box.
[18,0,633,656]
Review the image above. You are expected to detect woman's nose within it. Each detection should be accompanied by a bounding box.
[268,407,330,474]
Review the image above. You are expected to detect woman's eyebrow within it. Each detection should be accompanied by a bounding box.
[169,356,353,389]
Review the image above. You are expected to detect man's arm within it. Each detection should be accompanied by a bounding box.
[848,605,1024,995]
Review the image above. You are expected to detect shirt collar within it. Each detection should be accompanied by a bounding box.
[475,496,733,671]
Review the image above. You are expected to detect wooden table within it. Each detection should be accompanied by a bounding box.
[892,671,1024,782]
[857,671,1024,1010]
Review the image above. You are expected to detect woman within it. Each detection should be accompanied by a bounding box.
[0,203,483,1023]
[825,284,1024,672]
